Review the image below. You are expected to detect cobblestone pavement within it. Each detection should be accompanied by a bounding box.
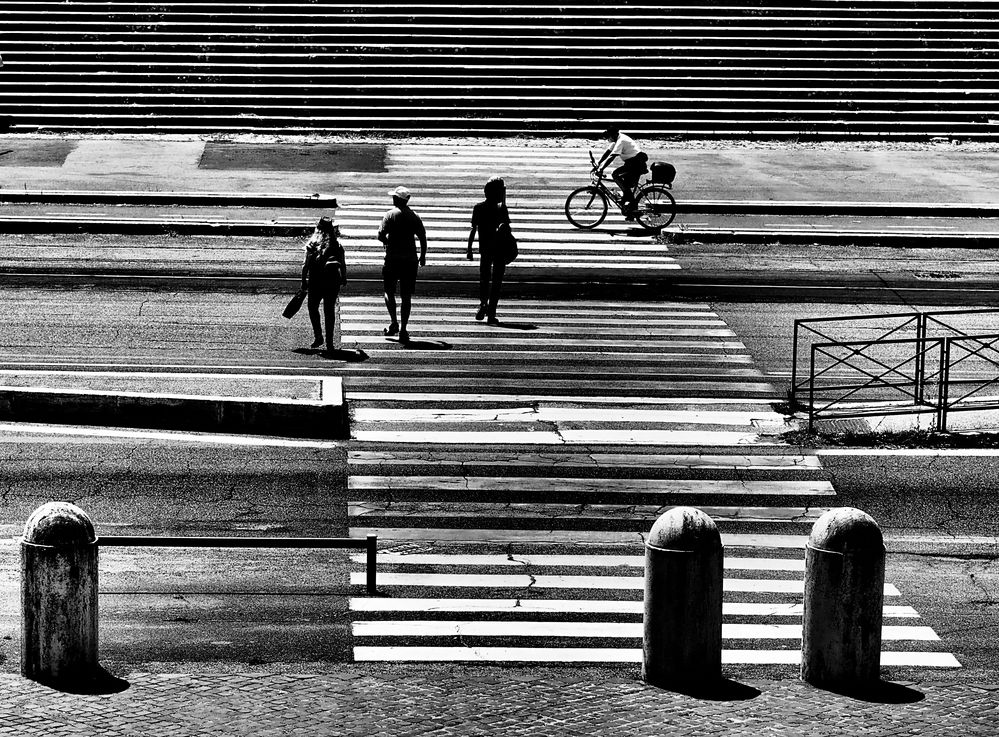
[0,667,996,736]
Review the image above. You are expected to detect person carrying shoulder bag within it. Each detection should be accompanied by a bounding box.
[301,214,347,351]
[466,176,515,325]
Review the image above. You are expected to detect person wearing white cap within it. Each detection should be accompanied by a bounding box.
[377,185,428,344]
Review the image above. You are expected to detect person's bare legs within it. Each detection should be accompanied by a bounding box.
[383,292,399,332]
[322,285,339,351]
[307,291,324,348]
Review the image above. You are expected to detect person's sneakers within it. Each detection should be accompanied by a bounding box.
[384,323,399,336]
[487,315,499,326]
[475,304,487,321]
[399,329,410,344]
[310,338,324,349]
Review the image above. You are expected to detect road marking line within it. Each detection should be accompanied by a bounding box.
[818,448,999,457]
[352,430,774,445]
[348,451,822,469]
[350,572,901,595]
[349,501,826,521]
[351,621,938,640]
[352,647,960,667]
[347,394,777,405]
[349,478,834,495]
[351,553,810,570]
[352,408,788,425]
[0,422,339,447]
[350,528,812,547]
[349,599,921,617]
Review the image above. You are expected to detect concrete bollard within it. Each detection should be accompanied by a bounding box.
[643,506,723,688]
[21,502,100,686]
[801,507,885,689]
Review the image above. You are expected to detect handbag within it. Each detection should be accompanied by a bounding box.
[496,222,518,265]
[283,289,306,319]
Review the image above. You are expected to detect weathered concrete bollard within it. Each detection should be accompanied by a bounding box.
[801,507,885,689]
[643,506,723,688]
[21,502,99,686]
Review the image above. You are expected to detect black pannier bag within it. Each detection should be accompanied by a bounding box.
[651,162,676,187]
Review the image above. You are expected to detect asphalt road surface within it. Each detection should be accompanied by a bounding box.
[0,283,994,682]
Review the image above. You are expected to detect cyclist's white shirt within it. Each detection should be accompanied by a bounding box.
[610,133,640,161]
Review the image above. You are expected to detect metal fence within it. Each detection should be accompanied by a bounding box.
[100,534,378,594]
[791,309,999,431]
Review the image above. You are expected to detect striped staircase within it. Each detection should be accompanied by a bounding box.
[1,1,997,138]
[339,295,960,669]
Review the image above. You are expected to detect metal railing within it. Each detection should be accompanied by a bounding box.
[100,534,378,594]
[792,309,999,431]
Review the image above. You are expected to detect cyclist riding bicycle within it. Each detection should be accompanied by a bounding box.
[595,125,649,218]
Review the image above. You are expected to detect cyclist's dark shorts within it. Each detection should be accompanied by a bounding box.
[616,152,648,176]
[382,260,418,295]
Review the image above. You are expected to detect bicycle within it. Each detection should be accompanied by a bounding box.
[564,151,677,231]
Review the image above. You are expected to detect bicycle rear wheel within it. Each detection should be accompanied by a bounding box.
[634,185,677,230]
[565,186,609,229]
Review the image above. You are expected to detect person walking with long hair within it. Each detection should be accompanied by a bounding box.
[466,176,511,325]
[300,215,347,351]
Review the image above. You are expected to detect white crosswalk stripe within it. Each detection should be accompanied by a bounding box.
[342,296,960,669]
[350,599,922,618]
[352,647,962,668]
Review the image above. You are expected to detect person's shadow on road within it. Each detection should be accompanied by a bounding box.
[400,339,452,351]
[293,347,369,362]
[486,321,537,331]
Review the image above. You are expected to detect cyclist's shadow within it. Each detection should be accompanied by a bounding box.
[605,224,661,237]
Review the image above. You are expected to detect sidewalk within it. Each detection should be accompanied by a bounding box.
[1,667,995,736]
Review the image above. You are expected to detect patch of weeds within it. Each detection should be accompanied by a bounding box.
[782,427,999,449]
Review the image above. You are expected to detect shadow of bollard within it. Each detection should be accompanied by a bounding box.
[52,665,130,696]
[818,678,925,704]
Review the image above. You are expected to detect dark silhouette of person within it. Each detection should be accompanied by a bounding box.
[466,176,511,325]
[300,215,347,350]
[377,185,427,344]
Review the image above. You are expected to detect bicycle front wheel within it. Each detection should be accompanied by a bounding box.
[565,186,609,229]
[635,186,677,231]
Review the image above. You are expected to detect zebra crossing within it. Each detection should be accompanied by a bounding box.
[339,295,960,669]
[321,143,681,280]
